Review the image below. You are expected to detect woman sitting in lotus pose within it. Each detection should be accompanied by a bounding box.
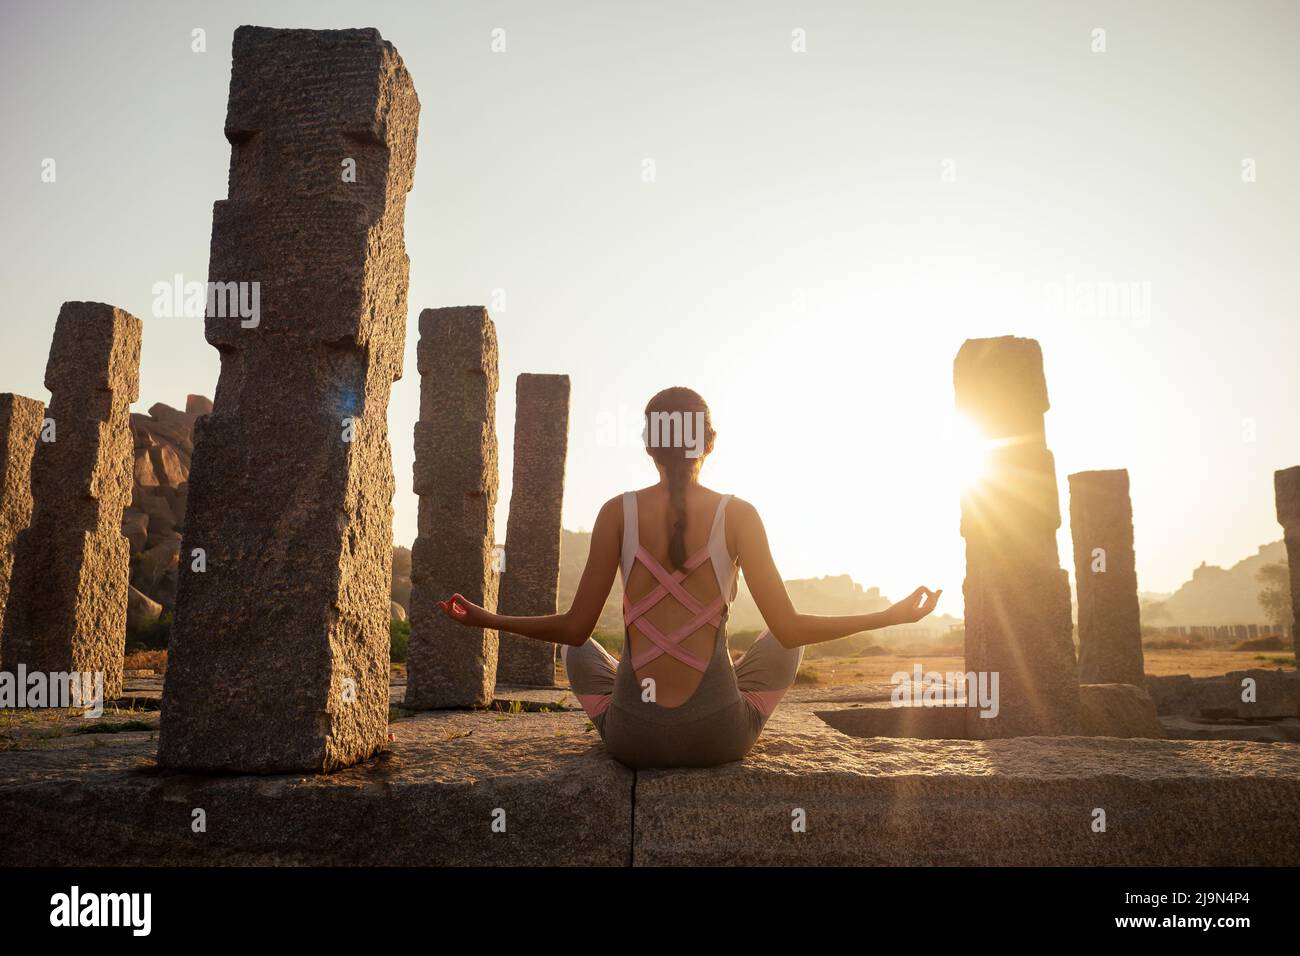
[441,386,940,769]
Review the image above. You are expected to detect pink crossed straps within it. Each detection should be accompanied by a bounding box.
[623,544,725,672]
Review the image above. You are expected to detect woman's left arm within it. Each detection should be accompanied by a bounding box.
[439,495,622,647]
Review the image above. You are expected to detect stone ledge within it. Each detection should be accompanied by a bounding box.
[3,705,1299,866]
[1161,715,1300,743]
[0,710,631,866]
[1146,670,1299,720]
[634,707,1300,866]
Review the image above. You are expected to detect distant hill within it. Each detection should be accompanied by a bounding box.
[1140,541,1286,626]
[730,573,891,632]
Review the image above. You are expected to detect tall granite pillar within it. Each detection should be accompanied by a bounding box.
[1275,466,1300,658]
[0,394,44,656]
[496,374,570,687]
[406,307,500,709]
[1,303,141,701]
[954,336,1080,737]
[1069,469,1145,685]
[159,27,420,772]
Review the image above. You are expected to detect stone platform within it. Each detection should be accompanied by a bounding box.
[635,706,1300,865]
[0,707,629,866]
[3,695,1299,866]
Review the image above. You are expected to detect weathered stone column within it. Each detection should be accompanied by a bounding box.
[1,303,140,701]
[405,307,500,709]
[0,394,44,653]
[954,336,1080,737]
[159,27,420,772]
[496,374,570,687]
[1069,469,1145,685]
[1275,466,1300,658]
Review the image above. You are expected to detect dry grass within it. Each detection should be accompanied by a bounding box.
[123,649,167,674]
[1141,646,1295,677]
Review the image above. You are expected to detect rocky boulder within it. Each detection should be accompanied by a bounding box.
[124,397,208,611]
[126,586,163,632]
[122,510,149,556]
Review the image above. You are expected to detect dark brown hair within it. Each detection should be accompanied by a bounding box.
[643,387,716,570]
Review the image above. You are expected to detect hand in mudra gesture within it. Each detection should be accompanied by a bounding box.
[438,593,493,628]
[888,587,942,625]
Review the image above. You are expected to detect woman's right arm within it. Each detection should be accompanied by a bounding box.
[730,497,941,649]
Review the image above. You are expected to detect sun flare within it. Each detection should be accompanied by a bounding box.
[948,415,993,491]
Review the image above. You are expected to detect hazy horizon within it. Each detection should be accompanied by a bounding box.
[2,0,1297,615]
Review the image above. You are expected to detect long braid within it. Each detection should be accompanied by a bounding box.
[644,387,716,571]
[665,457,691,570]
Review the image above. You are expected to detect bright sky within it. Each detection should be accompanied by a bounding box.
[1,0,1297,615]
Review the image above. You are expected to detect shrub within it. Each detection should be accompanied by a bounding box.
[727,629,765,653]
[390,618,410,663]
[1142,637,1195,651]
[125,611,172,653]
[794,666,822,685]
[591,629,623,657]
[1234,635,1287,652]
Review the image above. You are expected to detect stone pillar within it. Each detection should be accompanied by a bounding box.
[1069,469,1145,685]
[496,374,571,687]
[405,307,500,709]
[1,303,141,702]
[1275,466,1300,660]
[159,27,420,772]
[954,336,1080,737]
[0,394,44,655]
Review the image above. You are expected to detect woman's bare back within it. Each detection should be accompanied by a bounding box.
[622,483,737,707]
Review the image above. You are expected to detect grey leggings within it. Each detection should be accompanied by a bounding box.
[562,627,804,770]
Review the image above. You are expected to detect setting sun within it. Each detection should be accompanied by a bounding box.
[948,415,993,491]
